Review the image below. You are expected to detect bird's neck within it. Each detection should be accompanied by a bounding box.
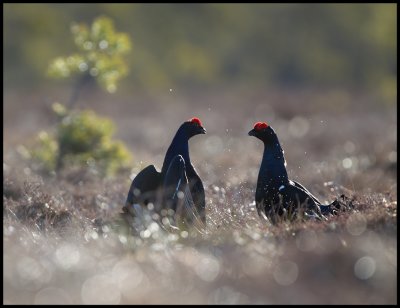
[258,139,289,187]
[162,128,190,174]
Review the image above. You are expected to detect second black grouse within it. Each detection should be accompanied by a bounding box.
[248,121,341,224]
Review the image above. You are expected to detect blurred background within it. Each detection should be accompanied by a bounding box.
[3,4,397,305]
[4,3,396,96]
[3,3,397,190]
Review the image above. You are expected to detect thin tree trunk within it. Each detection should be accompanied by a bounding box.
[56,73,92,172]
[67,73,91,109]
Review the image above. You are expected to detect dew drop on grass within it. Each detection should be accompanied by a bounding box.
[147,203,154,210]
[177,191,184,199]
[195,255,220,282]
[140,229,151,239]
[289,116,309,138]
[168,233,179,241]
[342,157,353,169]
[55,243,80,270]
[354,256,376,280]
[112,259,144,298]
[90,231,98,240]
[90,67,98,76]
[78,62,88,72]
[34,287,72,304]
[81,274,121,304]
[296,229,317,251]
[208,286,243,304]
[99,40,108,49]
[344,141,356,154]
[273,261,299,286]
[83,41,93,50]
[118,235,127,244]
[17,256,42,282]
[148,222,159,233]
[388,151,397,163]
[346,213,367,236]
[5,226,15,236]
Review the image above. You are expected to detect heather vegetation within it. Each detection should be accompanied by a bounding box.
[3,4,397,305]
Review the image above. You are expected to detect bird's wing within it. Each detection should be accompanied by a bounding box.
[255,180,268,217]
[178,184,207,234]
[125,164,161,209]
[290,180,322,205]
[186,165,206,224]
[159,156,206,233]
[279,183,325,220]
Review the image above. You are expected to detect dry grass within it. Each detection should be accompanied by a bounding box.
[3,87,397,304]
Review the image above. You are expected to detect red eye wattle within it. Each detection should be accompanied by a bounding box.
[253,122,268,131]
[189,117,202,126]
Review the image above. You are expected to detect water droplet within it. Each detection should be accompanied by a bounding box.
[118,235,127,244]
[177,191,184,199]
[354,256,376,280]
[148,222,159,233]
[112,259,144,297]
[99,40,108,49]
[342,158,353,169]
[83,41,93,50]
[296,229,317,251]
[89,67,98,76]
[273,261,299,286]
[78,62,88,72]
[388,151,397,163]
[17,257,42,282]
[107,84,116,93]
[81,274,121,304]
[346,213,367,236]
[344,141,356,154]
[289,116,310,138]
[90,231,98,240]
[208,286,244,304]
[195,255,220,282]
[55,243,80,270]
[140,229,151,238]
[34,287,72,304]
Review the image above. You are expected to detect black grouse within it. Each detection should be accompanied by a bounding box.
[248,121,344,224]
[123,117,206,231]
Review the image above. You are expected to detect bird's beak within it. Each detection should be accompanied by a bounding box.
[200,127,207,134]
[248,129,255,136]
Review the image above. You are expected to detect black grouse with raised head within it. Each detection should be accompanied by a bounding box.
[123,117,206,231]
[248,121,344,224]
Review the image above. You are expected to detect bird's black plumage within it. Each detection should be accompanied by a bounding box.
[123,118,206,230]
[248,122,342,224]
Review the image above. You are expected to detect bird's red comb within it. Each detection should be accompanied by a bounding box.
[189,117,202,126]
[254,122,269,131]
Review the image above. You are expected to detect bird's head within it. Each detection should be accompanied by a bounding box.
[181,117,207,138]
[248,121,277,144]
